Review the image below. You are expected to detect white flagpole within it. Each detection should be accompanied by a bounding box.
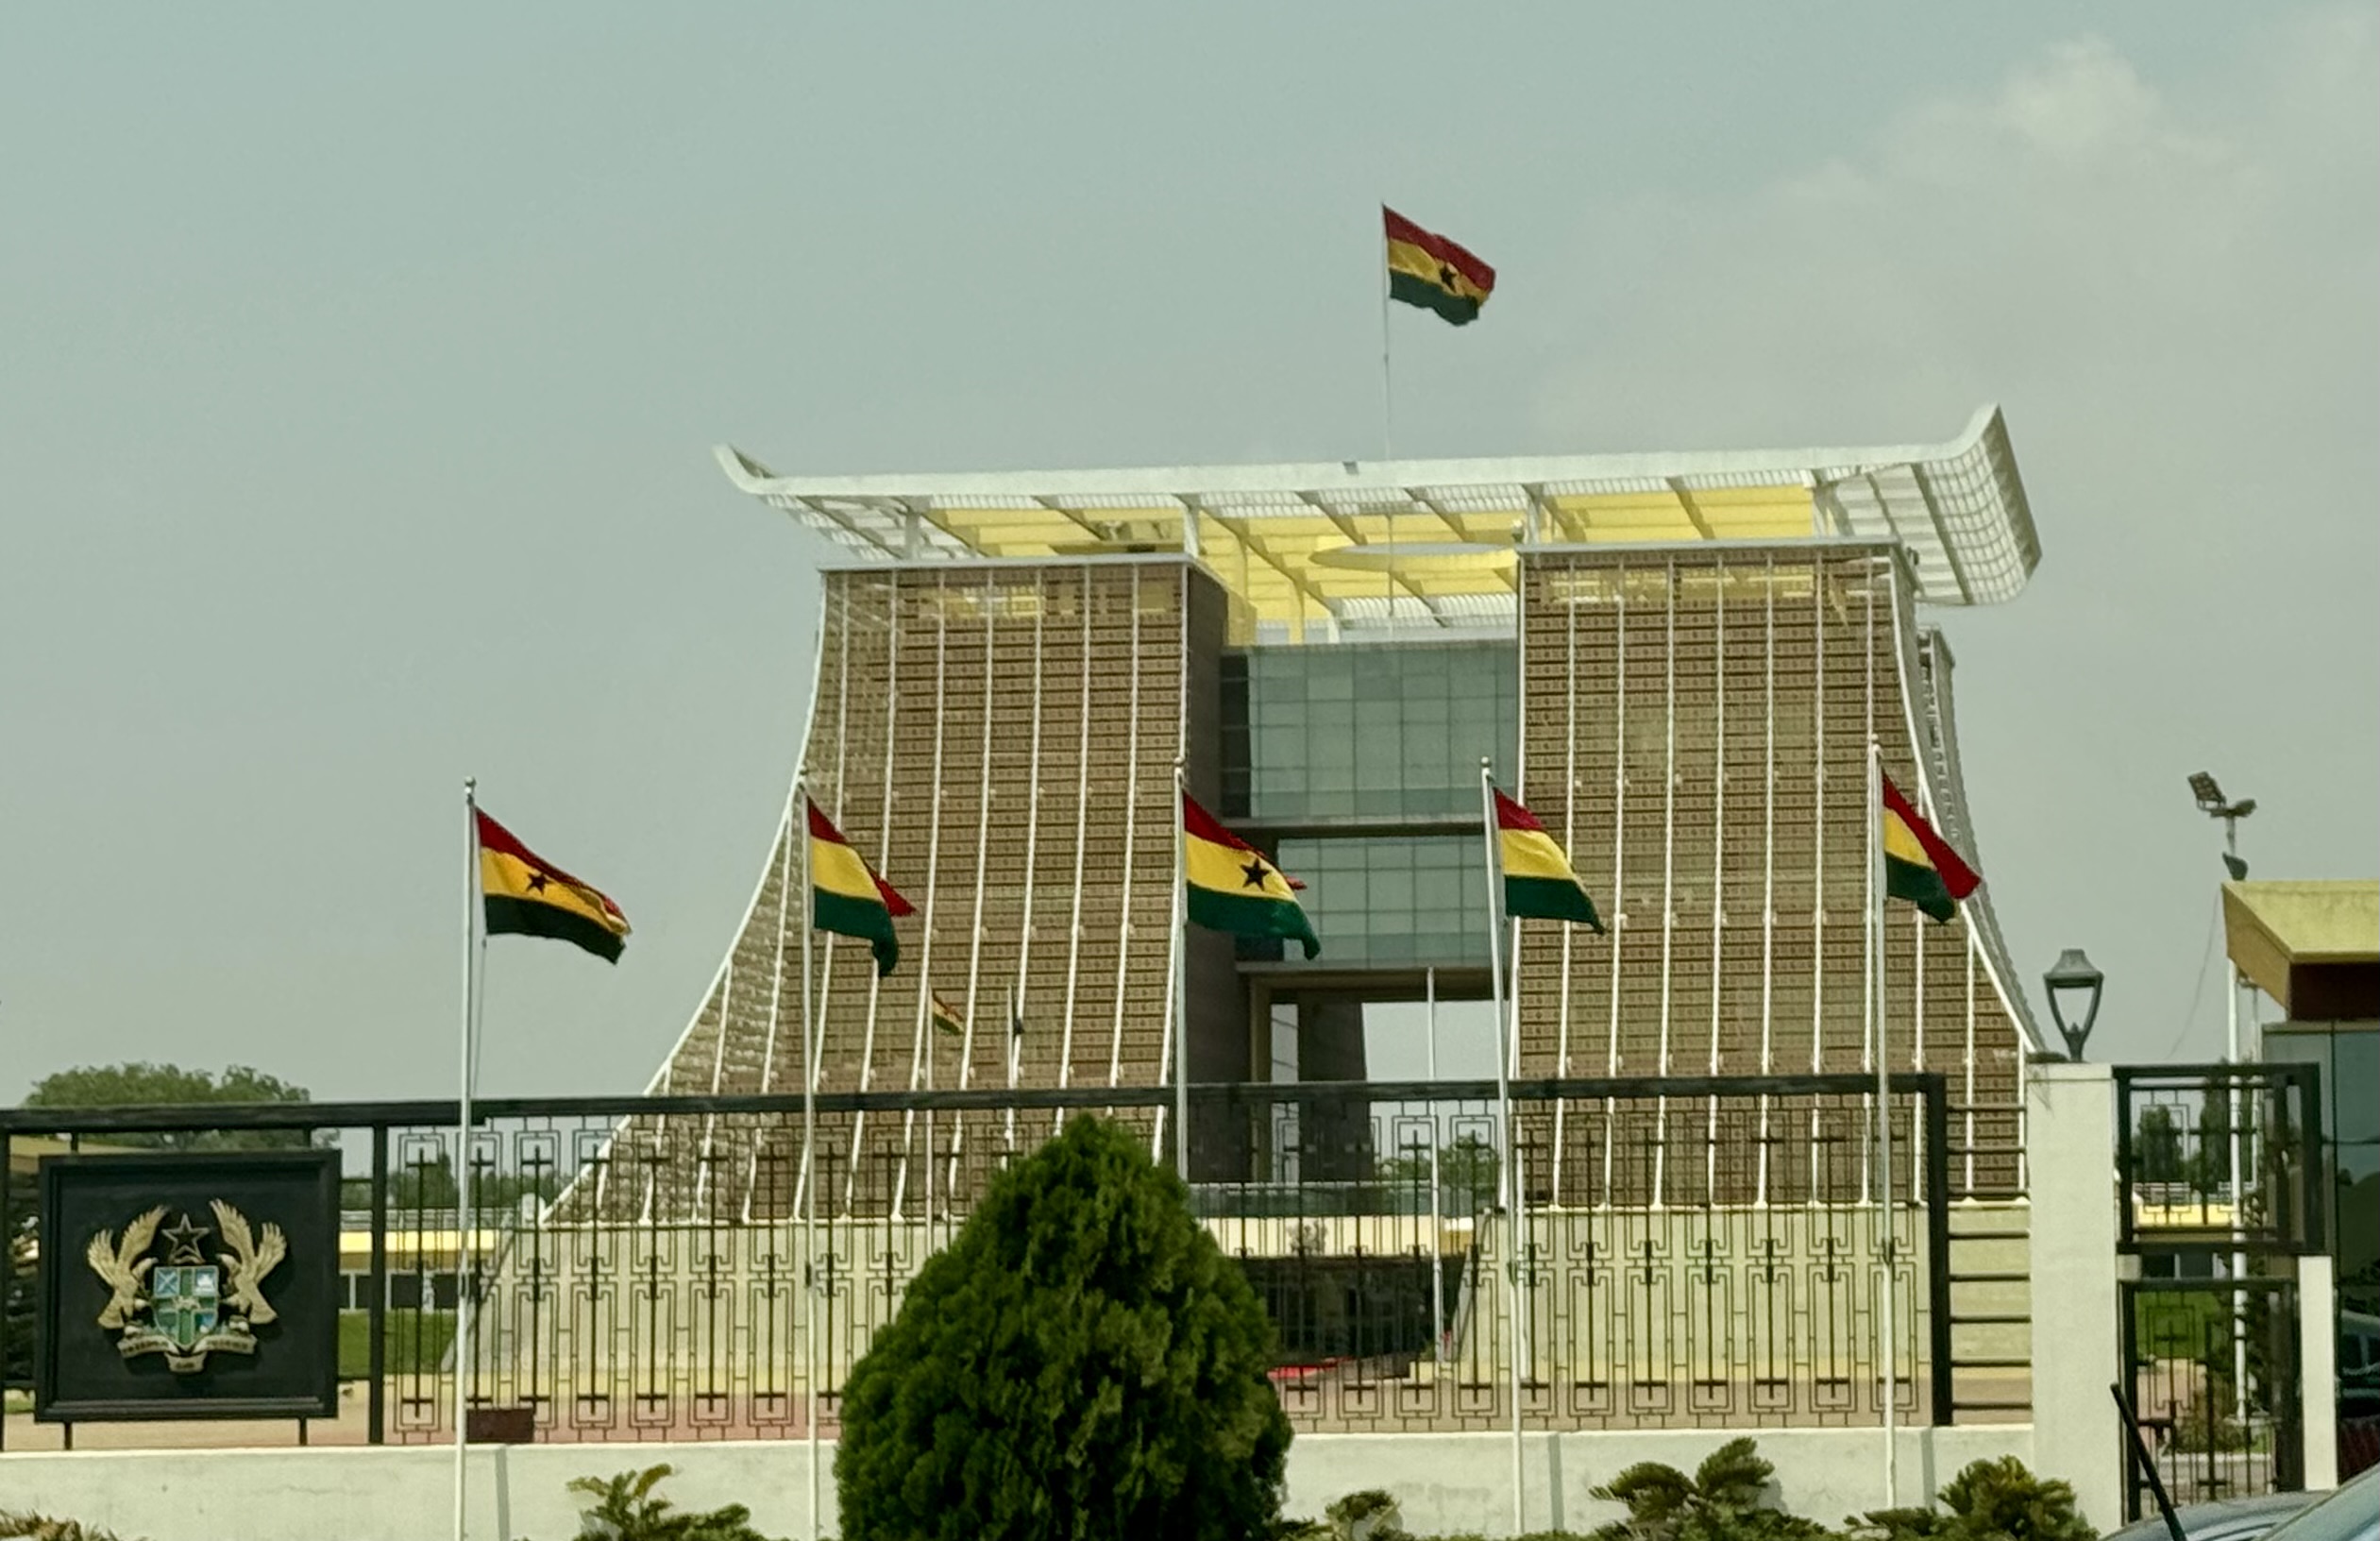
[1870,737,1899,1506]
[1172,759,1190,1182]
[454,778,480,1541]
[799,783,821,1541]
[1477,760,1522,1534]
[1379,212,1394,462]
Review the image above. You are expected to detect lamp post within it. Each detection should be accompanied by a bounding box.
[2042,948,2104,1061]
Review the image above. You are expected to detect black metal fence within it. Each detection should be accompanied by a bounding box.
[3,1073,1958,1449]
[2116,1063,2324,1518]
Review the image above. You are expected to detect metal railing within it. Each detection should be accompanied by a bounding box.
[2,1073,1957,1449]
[2116,1063,2325,1256]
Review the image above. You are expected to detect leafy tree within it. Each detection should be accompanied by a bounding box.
[836,1115,1291,1541]
[1589,1438,1831,1541]
[22,1062,317,1150]
[1376,1134,1501,1214]
[2134,1106,2185,1184]
[338,1153,560,1215]
[2191,1096,2235,1200]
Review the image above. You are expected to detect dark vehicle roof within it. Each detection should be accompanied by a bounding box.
[2103,1492,2321,1541]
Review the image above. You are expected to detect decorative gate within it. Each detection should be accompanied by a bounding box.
[2116,1063,2325,1521]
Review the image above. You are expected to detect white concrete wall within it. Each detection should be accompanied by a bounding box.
[2027,1059,2124,1532]
[0,1426,2034,1541]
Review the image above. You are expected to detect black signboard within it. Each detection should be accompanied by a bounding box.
[36,1150,339,1421]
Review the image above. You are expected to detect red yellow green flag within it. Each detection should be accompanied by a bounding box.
[1882,773,1981,923]
[1492,787,1603,931]
[808,798,913,975]
[477,809,630,962]
[1385,207,1496,326]
[1182,793,1320,959]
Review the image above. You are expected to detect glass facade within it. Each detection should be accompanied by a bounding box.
[1218,640,1517,969]
[1275,836,1493,966]
[1222,642,1517,821]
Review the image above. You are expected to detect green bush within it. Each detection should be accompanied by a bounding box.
[0,1515,143,1541]
[1848,1457,2094,1541]
[566,1464,783,1541]
[835,1115,1292,1541]
[1589,1438,1831,1541]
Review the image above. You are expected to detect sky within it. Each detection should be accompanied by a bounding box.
[2,5,2373,1103]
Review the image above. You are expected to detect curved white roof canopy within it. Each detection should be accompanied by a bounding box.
[717,405,2039,628]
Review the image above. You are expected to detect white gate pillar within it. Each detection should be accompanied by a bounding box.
[2299,1252,2339,1489]
[2027,1059,2124,1530]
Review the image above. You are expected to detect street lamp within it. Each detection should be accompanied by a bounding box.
[2043,947,2104,1061]
[2188,771,2255,881]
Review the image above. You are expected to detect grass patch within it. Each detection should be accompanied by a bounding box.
[337,1309,457,1380]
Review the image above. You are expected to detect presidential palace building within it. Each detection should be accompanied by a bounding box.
[632,407,2047,1227]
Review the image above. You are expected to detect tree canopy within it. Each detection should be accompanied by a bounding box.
[836,1115,1291,1541]
[20,1061,316,1149]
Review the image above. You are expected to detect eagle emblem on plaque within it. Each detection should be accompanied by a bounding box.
[86,1200,287,1372]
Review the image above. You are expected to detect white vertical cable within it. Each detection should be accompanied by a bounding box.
[1757,557,1778,1207]
[1156,564,1194,1165]
[1601,564,1629,1204]
[1808,557,1829,1201]
[1963,927,1979,1195]
[1009,571,1049,1154]
[695,950,733,1213]
[1055,568,1093,1130]
[892,576,952,1219]
[845,578,902,1211]
[1551,569,1578,1202]
[1653,562,1679,1207]
[810,584,855,1216]
[1705,557,1729,1204]
[1861,560,1878,1207]
[757,599,834,1136]
[745,804,794,1226]
[1912,900,1927,1199]
[1107,569,1147,1092]
[946,571,1001,1194]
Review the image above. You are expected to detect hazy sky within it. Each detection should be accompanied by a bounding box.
[4,6,2373,1103]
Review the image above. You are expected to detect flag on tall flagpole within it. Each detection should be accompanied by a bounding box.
[930,992,965,1038]
[476,809,631,962]
[1385,207,1496,326]
[1182,793,1321,958]
[1490,787,1604,931]
[807,798,913,975]
[1881,773,1981,923]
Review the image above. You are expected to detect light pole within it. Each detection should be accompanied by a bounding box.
[2042,948,2104,1062]
[2188,772,2255,1424]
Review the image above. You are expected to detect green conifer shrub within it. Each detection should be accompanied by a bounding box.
[835,1115,1292,1541]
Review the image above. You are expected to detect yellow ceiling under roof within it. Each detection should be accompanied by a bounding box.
[717,405,2039,631]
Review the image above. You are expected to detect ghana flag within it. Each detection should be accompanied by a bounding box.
[1385,206,1496,326]
[1183,793,1320,959]
[931,992,964,1038]
[808,799,913,975]
[477,809,631,962]
[1882,772,1981,923]
[1493,787,1604,932]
